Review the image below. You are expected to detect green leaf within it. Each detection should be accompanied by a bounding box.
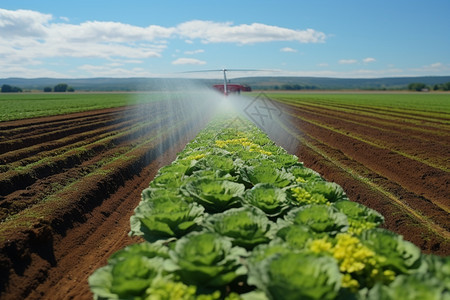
[108,241,169,263]
[360,229,423,274]
[129,196,205,242]
[243,183,290,218]
[302,181,348,203]
[334,200,384,234]
[239,162,294,188]
[367,274,448,300]
[89,256,165,299]
[285,205,349,235]
[167,231,247,288]
[276,224,318,249]
[248,252,342,300]
[190,153,236,176]
[206,206,277,250]
[269,153,299,168]
[288,165,322,182]
[182,178,245,213]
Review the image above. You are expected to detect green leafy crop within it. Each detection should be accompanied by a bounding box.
[243,183,290,218]
[90,115,447,300]
[165,231,247,288]
[285,205,349,235]
[130,196,205,242]
[182,178,245,213]
[248,252,342,300]
[206,206,276,249]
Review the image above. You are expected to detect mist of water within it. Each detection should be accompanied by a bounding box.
[127,81,299,163]
[128,79,226,162]
[214,92,301,154]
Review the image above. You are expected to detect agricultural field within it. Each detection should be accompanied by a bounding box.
[0,91,448,299]
[0,93,166,122]
[265,92,449,254]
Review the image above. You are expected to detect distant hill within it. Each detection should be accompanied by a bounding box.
[1,76,450,91]
[235,76,450,90]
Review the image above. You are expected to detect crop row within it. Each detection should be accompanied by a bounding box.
[269,99,450,236]
[89,115,449,300]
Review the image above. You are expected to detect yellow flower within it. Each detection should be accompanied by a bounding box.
[310,238,333,253]
[332,234,375,274]
[382,270,396,282]
[342,273,359,291]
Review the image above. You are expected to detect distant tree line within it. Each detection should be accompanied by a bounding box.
[408,82,450,91]
[273,84,319,90]
[1,84,22,93]
[432,82,450,91]
[43,83,75,92]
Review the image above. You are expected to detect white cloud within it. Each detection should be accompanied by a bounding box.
[171,58,206,65]
[363,57,376,63]
[50,21,174,43]
[339,59,358,64]
[410,62,449,73]
[184,49,204,55]
[78,64,156,77]
[430,62,443,68]
[0,9,326,69]
[0,8,52,38]
[318,63,329,67]
[175,20,326,44]
[280,47,297,53]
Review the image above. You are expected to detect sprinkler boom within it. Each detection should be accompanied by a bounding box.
[182,69,258,95]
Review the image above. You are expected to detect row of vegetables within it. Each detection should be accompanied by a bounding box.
[89,116,449,300]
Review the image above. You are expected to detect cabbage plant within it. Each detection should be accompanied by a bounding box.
[276,224,319,249]
[302,181,348,203]
[366,273,449,300]
[89,243,168,299]
[359,228,423,274]
[333,200,384,234]
[189,153,236,176]
[284,205,349,235]
[130,196,205,242]
[243,183,290,218]
[268,152,299,168]
[248,251,342,300]
[239,162,294,188]
[164,231,247,288]
[288,165,323,182]
[182,178,245,213]
[206,206,276,250]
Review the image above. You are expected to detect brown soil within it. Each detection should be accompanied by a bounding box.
[0,97,448,299]
[269,100,449,256]
[0,101,213,299]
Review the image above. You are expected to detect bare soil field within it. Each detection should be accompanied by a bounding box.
[0,96,448,299]
[0,101,213,300]
[270,100,449,256]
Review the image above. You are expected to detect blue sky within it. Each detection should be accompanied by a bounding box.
[1,0,449,79]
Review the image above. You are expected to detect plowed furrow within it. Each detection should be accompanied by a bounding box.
[0,106,138,137]
[0,113,171,198]
[296,101,450,125]
[289,111,448,211]
[0,112,151,165]
[0,101,213,300]
[278,104,449,171]
[0,109,147,154]
[283,102,450,143]
[267,114,449,255]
